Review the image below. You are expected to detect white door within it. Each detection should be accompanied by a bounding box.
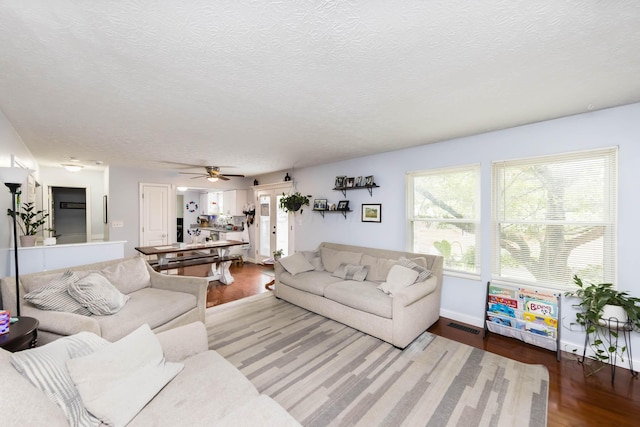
[255,185,292,263]
[140,183,171,246]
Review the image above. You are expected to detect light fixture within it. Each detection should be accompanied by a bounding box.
[177,186,188,192]
[63,164,83,172]
[0,166,34,318]
[207,176,219,183]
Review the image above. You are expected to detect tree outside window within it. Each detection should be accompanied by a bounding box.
[492,148,617,288]
[408,165,480,274]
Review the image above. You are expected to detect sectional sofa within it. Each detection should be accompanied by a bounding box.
[275,242,443,348]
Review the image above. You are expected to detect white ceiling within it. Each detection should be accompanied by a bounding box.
[1,1,640,177]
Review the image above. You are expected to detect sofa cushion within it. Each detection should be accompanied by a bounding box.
[216,394,301,427]
[10,332,109,427]
[99,256,151,294]
[377,265,419,296]
[95,288,197,341]
[0,348,70,426]
[68,272,130,315]
[320,246,363,273]
[360,255,399,283]
[301,250,324,271]
[22,271,92,316]
[279,252,315,275]
[279,270,342,296]
[67,324,183,427]
[128,350,260,426]
[324,280,393,318]
[331,263,369,282]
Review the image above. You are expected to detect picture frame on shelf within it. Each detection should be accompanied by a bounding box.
[346,177,355,187]
[313,199,328,210]
[355,176,363,187]
[361,203,381,222]
[337,200,350,211]
[364,175,374,186]
[335,176,346,188]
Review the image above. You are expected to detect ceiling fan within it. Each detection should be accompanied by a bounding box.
[178,165,245,182]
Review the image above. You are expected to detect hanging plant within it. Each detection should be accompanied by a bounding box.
[279,192,311,214]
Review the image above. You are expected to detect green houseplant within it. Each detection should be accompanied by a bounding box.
[279,192,311,214]
[565,275,640,369]
[272,249,284,260]
[6,202,52,246]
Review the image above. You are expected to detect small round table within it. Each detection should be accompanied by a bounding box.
[0,316,39,352]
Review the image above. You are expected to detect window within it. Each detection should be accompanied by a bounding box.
[408,165,480,274]
[492,148,617,289]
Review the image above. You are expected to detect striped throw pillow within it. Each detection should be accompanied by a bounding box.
[23,271,92,316]
[398,257,432,283]
[10,332,109,427]
[68,273,129,315]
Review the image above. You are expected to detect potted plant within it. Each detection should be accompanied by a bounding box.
[6,202,52,247]
[565,275,640,370]
[279,192,311,214]
[273,249,284,260]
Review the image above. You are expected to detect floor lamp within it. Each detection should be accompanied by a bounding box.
[0,167,33,318]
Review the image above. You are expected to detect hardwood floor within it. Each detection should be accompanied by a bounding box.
[187,262,639,426]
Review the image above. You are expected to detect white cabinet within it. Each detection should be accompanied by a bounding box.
[199,192,222,215]
[222,190,247,216]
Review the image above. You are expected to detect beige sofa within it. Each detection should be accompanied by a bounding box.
[0,256,208,344]
[275,242,443,348]
[1,322,300,426]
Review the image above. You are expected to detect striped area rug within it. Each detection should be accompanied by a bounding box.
[205,293,548,427]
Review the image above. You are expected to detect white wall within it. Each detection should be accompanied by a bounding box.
[256,103,640,368]
[39,166,106,241]
[0,110,38,278]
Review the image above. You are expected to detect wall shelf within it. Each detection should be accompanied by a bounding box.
[314,209,351,219]
[333,184,379,197]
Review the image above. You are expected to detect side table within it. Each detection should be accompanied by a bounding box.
[0,316,39,352]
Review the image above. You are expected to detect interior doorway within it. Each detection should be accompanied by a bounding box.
[49,186,89,244]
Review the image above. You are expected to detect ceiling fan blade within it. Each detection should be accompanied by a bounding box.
[218,175,230,181]
[220,173,245,178]
[179,172,206,175]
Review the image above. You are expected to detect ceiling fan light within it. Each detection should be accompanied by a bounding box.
[207,176,219,183]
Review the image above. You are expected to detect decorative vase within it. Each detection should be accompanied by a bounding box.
[19,235,37,247]
[599,304,628,329]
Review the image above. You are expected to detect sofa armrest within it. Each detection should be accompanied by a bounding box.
[393,276,438,308]
[155,321,209,362]
[21,305,101,336]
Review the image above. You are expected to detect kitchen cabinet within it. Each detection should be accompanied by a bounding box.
[199,192,222,215]
[222,190,247,216]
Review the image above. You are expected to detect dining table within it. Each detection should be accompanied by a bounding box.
[135,240,245,285]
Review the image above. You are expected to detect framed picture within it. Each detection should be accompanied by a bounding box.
[355,176,363,187]
[364,175,374,187]
[337,200,350,211]
[335,176,346,188]
[313,198,328,210]
[346,177,355,188]
[361,203,381,222]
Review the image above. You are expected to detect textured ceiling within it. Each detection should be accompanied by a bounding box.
[1,1,640,177]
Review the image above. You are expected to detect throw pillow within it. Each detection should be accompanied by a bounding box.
[398,257,432,282]
[377,265,419,296]
[360,255,399,282]
[99,257,151,294]
[22,271,92,316]
[301,250,324,271]
[320,246,363,273]
[331,263,369,282]
[278,252,315,275]
[10,332,109,427]
[67,324,184,427]
[68,272,130,315]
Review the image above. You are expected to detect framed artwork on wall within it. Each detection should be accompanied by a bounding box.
[361,203,381,222]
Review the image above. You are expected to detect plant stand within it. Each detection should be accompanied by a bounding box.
[580,317,637,383]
